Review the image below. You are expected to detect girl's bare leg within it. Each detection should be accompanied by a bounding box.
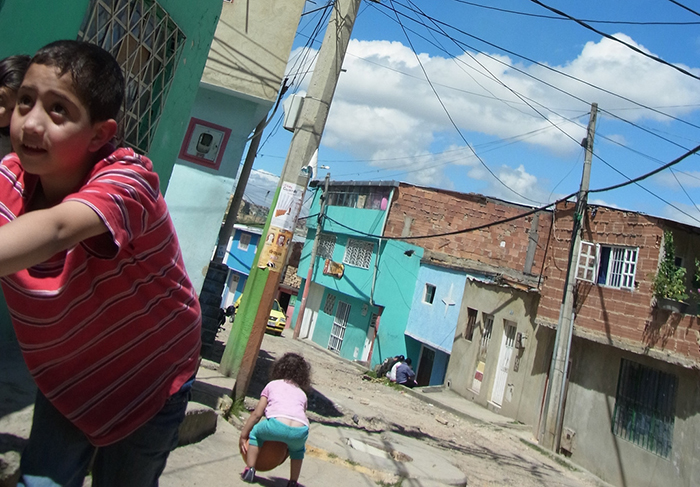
[246,444,260,469]
[290,458,303,481]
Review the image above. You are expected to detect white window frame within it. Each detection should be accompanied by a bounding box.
[238,232,251,251]
[576,241,597,282]
[343,238,374,269]
[576,240,638,290]
[423,284,436,304]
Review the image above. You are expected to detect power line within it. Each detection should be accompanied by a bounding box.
[386,0,544,205]
[384,0,700,132]
[322,143,700,241]
[666,0,700,18]
[452,0,700,25]
[529,0,700,81]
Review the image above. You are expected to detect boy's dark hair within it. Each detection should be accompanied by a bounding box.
[0,54,31,135]
[31,40,124,123]
[270,353,311,392]
[405,357,412,366]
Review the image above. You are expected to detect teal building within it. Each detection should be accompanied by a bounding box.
[292,181,423,368]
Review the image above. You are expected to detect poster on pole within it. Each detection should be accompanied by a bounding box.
[258,182,304,272]
[271,182,304,231]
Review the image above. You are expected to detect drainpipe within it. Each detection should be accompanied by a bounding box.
[369,186,395,306]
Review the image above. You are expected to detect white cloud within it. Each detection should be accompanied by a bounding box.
[243,169,279,207]
[285,34,700,205]
[654,170,700,189]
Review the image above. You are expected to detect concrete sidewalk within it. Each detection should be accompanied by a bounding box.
[0,334,552,487]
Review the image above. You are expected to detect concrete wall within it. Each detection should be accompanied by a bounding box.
[446,280,548,427]
[165,85,269,293]
[538,203,700,366]
[405,264,467,353]
[203,0,305,102]
[563,338,700,487]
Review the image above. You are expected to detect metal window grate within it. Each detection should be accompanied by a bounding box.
[323,293,336,315]
[465,308,477,341]
[318,233,336,260]
[328,301,350,353]
[612,358,677,458]
[478,314,493,361]
[343,238,374,269]
[78,0,186,154]
[424,284,436,304]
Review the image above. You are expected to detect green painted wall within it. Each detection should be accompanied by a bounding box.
[0,0,221,339]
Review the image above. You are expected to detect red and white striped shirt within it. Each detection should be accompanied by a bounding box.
[0,148,201,446]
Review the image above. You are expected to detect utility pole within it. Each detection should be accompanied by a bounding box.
[293,173,330,339]
[214,118,267,263]
[219,0,362,401]
[540,103,598,451]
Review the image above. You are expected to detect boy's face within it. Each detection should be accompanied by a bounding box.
[10,64,113,184]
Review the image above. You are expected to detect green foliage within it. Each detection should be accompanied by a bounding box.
[652,231,688,302]
[376,480,403,487]
[223,398,246,421]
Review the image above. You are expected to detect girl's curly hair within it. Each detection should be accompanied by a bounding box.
[270,353,311,391]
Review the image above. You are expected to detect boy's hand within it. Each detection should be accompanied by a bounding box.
[0,201,108,276]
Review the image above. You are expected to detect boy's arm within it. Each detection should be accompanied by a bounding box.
[0,201,108,277]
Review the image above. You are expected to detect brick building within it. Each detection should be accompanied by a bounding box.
[537,201,700,487]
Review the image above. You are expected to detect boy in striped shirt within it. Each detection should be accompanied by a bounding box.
[0,40,201,486]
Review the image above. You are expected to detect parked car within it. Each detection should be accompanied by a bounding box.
[234,296,286,336]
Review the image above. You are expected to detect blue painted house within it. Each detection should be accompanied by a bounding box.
[292,181,423,367]
[221,225,263,307]
[405,264,467,386]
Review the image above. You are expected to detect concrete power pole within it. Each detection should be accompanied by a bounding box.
[293,172,330,339]
[540,103,598,451]
[219,0,362,401]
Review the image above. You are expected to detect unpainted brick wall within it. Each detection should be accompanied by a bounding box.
[539,202,700,362]
[385,184,552,276]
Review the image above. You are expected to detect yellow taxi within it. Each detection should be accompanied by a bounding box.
[234,296,287,336]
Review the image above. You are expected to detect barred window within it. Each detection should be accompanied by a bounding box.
[478,314,494,361]
[423,284,436,304]
[464,308,477,341]
[323,294,336,315]
[78,0,186,154]
[327,187,391,210]
[237,233,251,251]
[318,233,336,260]
[343,238,374,269]
[612,359,677,458]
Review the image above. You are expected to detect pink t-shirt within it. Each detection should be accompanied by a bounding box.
[261,379,309,427]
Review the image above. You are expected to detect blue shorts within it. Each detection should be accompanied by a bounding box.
[249,417,309,460]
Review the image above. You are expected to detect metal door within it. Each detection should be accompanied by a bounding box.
[491,322,516,406]
[328,301,351,353]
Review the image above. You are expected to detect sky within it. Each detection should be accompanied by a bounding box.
[243,0,700,227]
